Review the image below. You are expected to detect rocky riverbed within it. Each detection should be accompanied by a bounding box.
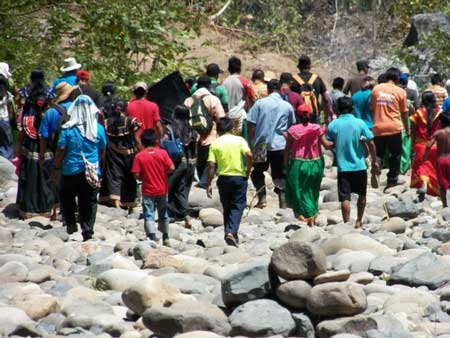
[2,153,450,338]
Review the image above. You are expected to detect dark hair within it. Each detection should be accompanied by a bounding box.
[267,79,280,93]
[141,129,157,147]
[378,73,387,84]
[290,81,301,93]
[27,69,48,129]
[356,60,369,72]
[385,68,401,83]
[108,99,127,135]
[102,82,116,96]
[297,115,310,124]
[197,76,212,89]
[337,96,353,115]
[185,76,196,90]
[134,87,146,99]
[332,77,345,90]
[297,55,311,70]
[251,69,265,82]
[280,72,293,85]
[206,63,221,78]
[217,117,233,134]
[228,56,241,74]
[431,73,443,85]
[173,105,197,145]
[422,91,437,137]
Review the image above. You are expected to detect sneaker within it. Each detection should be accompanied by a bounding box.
[163,239,171,247]
[384,181,399,193]
[225,233,238,247]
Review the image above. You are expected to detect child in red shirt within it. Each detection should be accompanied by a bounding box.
[132,129,174,244]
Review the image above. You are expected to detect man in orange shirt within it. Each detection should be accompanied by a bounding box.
[370,68,409,191]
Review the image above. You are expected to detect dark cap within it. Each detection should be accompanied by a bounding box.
[356,60,369,71]
[297,55,311,69]
[197,76,212,89]
[206,63,223,77]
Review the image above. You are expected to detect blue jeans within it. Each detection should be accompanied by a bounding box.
[217,176,248,236]
[142,195,169,237]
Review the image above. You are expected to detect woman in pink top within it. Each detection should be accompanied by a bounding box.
[284,104,333,226]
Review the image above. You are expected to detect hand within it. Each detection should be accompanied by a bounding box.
[371,160,380,171]
[206,185,213,199]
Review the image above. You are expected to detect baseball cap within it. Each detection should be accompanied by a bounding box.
[133,81,148,91]
[76,70,90,81]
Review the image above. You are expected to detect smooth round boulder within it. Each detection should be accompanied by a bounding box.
[276,280,312,310]
[307,282,367,316]
[271,241,327,280]
[229,299,295,337]
[199,208,223,228]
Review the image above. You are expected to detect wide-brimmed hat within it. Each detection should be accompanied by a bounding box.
[0,63,12,78]
[54,82,74,103]
[60,57,82,72]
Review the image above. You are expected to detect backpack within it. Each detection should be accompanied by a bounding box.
[293,74,319,116]
[189,94,213,135]
[160,126,184,163]
[209,82,220,97]
[51,104,69,151]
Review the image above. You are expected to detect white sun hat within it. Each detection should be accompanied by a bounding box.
[60,57,82,72]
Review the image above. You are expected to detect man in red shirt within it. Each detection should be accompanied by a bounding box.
[132,129,174,245]
[127,82,163,139]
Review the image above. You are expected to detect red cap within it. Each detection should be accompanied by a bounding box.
[76,70,90,80]
[296,103,312,116]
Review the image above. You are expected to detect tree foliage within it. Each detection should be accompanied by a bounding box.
[0,1,204,91]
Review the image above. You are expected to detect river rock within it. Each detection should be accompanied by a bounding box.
[0,156,16,190]
[383,289,438,318]
[174,332,224,338]
[381,217,408,234]
[199,208,223,228]
[316,315,378,338]
[229,299,295,337]
[142,299,231,337]
[0,261,28,283]
[122,275,185,315]
[390,252,450,289]
[386,200,420,220]
[276,280,312,310]
[307,282,367,316]
[0,306,34,336]
[321,233,394,256]
[14,293,60,320]
[271,241,327,280]
[314,270,351,285]
[292,312,315,338]
[96,269,148,291]
[404,12,450,46]
[221,260,272,307]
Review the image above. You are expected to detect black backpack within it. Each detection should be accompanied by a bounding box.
[51,104,69,151]
[189,94,213,135]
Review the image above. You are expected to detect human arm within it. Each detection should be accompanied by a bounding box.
[206,161,215,198]
[367,140,379,170]
[247,121,255,149]
[401,110,410,136]
[400,92,410,136]
[155,121,164,140]
[284,136,292,168]
[52,146,66,186]
[422,135,437,163]
[245,151,253,178]
[320,135,334,150]
[343,80,351,95]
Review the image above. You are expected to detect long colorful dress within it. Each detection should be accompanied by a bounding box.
[16,85,55,218]
[285,123,324,222]
[99,115,140,207]
[410,107,441,196]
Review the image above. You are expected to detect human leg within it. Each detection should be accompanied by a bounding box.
[250,161,269,207]
[196,144,209,188]
[142,195,157,240]
[225,176,248,237]
[386,133,402,186]
[156,195,169,243]
[60,173,80,234]
[168,162,187,220]
[268,150,287,208]
[77,174,98,241]
[338,171,352,223]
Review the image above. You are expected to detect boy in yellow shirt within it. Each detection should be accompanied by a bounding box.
[207,117,253,246]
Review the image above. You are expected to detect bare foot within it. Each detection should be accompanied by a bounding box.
[354,220,363,229]
[184,218,192,229]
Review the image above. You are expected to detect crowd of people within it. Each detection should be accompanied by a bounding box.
[2,54,450,247]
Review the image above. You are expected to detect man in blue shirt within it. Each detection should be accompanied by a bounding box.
[352,76,375,130]
[326,96,379,228]
[39,82,74,166]
[52,57,81,89]
[247,79,296,208]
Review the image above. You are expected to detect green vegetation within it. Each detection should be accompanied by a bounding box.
[0,1,204,91]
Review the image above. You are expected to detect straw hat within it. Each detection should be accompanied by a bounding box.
[54,82,74,103]
[60,57,82,72]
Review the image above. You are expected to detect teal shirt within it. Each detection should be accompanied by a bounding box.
[190,79,229,110]
[326,114,373,172]
[352,89,373,129]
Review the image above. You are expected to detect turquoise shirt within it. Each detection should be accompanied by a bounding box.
[326,114,373,172]
[190,79,229,109]
[352,89,373,129]
[58,123,107,176]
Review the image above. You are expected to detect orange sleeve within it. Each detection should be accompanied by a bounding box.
[399,90,408,113]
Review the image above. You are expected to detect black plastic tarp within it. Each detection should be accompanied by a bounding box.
[147,71,190,121]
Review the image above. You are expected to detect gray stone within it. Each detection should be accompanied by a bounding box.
[221,260,272,307]
[307,282,367,317]
[276,280,312,310]
[386,200,420,220]
[314,270,350,285]
[229,299,295,337]
[365,330,412,338]
[0,306,34,336]
[321,234,393,256]
[0,156,16,190]
[270,241,327,280]
[390,252,450,289]
[316,315,377,338]
[199,208,223,228]
[404,12,450,46]
[432,230,450,243]
[291,313,315,338]
[142,300,231,337]
[96,269,148,291]
[132,242,157,261]
[381,217,407,234]
[0,261,28,283]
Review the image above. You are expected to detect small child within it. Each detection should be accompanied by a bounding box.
[132,129,174,244]
[423,100,450,207]
[207,117,253,247]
